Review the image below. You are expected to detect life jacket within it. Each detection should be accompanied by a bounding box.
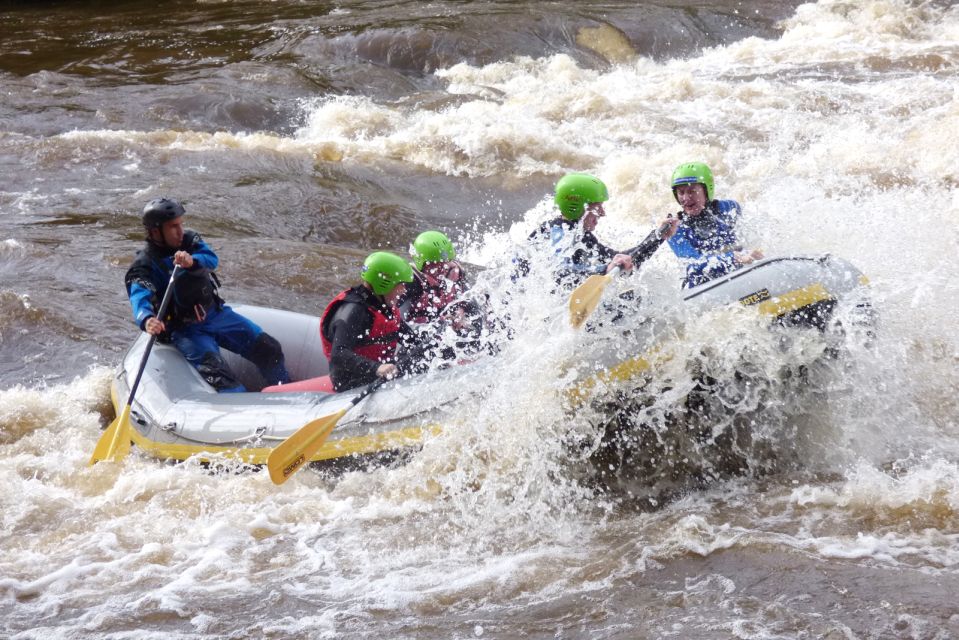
[127,231,222,328]
[667,200,745,288]
[673,201,742,256]
[320,285,402,363]
[170,269,222,326]
[407,261,467,324]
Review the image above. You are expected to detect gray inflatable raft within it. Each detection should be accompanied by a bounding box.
[108,254,871,465]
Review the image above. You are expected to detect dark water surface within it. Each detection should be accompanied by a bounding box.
[0,0,806,387]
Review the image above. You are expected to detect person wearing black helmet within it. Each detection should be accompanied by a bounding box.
[124,197,290,392]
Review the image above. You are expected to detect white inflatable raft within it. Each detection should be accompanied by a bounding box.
[108,254,871,466]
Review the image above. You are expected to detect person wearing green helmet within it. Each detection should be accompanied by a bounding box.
[406,230,469,325]
[319,251,417,391]
[404,230,491,359]
[659,162,764,288]
[515,172,635,288]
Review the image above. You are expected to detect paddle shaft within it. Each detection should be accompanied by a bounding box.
[340,376,388,416]
[90,264,182,465]
[123,265,181,407]
[627,220,674,266]
[587,221,672,288]
[579,220,670,285]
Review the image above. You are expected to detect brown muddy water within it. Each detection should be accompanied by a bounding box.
[2,1,958,638]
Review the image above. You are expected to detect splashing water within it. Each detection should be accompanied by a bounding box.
[2,0,959,637]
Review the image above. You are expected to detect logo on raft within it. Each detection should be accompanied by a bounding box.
[739,288,771,306]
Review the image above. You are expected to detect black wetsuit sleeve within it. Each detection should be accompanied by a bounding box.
[327,302,381,391]
[622,226,668,268]
[580,231,619,263]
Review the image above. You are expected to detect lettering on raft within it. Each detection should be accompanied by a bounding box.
[739,288,771,306]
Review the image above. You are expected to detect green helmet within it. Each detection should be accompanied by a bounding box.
[671,162,714,202]
[554,173,609,221]
[361,251,413,296]
[410,230,456,271]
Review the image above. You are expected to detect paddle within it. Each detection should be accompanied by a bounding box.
[266,377,387,485]
[568,220,674,330]
[90,265,181,465]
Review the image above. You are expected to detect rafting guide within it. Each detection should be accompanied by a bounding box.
[124,197,290,392]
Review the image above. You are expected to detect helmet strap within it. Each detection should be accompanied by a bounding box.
[146,227,163,244]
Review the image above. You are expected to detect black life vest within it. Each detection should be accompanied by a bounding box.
[134,230,223,327]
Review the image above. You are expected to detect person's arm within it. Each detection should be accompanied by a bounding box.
[582,234,635,274]
[128,281,157,330]
[125,260,161,331]
[625,219,678,269]
[327,303,383,390]
[174,231,218,272]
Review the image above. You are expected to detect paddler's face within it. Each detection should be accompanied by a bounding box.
[384,283,407,306]
[674,183,708,216]
[152,217,185,248]
[424,261,460,282]
[581,201,605,232]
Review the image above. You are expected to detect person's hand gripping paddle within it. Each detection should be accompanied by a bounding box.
[90,265,181,465]
[568,220,675,329]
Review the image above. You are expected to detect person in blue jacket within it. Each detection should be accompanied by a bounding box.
[659,162,764,288]
[124,197,290,392]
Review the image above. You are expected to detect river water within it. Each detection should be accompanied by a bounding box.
[2,1,958,638]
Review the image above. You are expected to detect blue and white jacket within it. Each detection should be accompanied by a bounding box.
[667,200,744,288]
[514,217,618,289]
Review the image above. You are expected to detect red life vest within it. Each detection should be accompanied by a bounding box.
[408,261,467,324]
[320,286,402,363]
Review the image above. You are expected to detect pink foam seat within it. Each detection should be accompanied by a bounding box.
[261,375,335,394]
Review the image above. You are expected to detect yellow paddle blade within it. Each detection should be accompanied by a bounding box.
[267,408,347,485]
[568,273,613,330]
[89,404,133,465]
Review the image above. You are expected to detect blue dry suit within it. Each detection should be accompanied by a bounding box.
[124,231,290,392]
[513,217,618,289]
[667,200,745,288]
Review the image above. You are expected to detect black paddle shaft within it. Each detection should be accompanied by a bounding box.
[349,376,388,408]
[627,220,675,266]
[123,265,181,405]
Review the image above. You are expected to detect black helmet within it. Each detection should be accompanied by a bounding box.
[142,198,185,229]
